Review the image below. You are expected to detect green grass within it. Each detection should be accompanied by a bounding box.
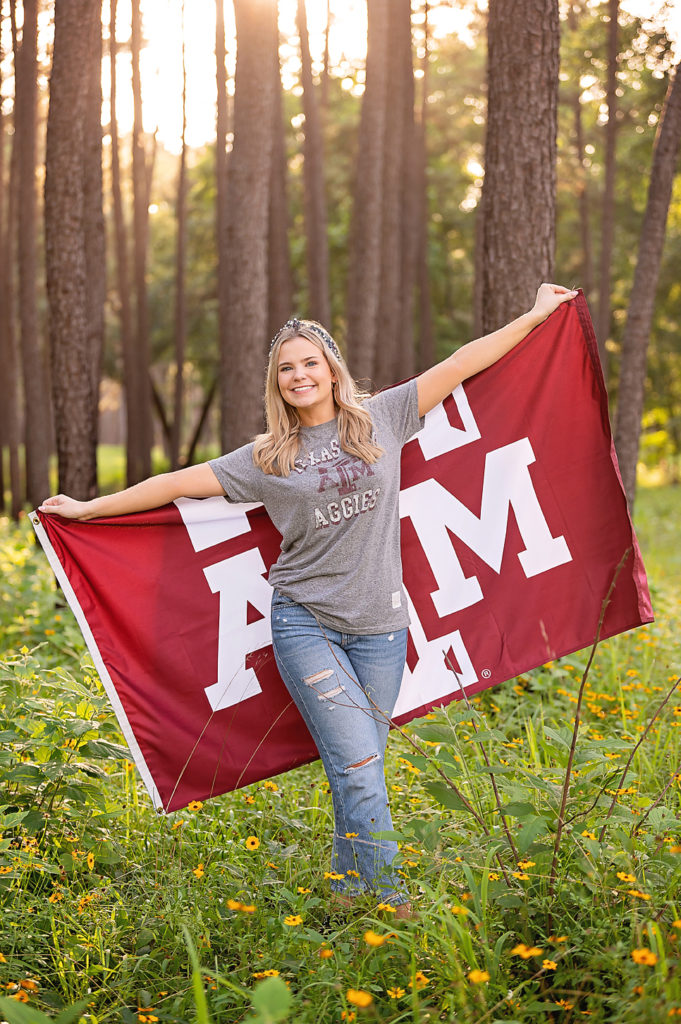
[0,485,679,1022]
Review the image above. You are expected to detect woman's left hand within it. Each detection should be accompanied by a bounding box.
[531,283,578,323]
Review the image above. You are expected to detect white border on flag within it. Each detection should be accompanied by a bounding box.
[30,512,164,813]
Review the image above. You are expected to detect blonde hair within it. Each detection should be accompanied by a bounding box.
[252,320,384,476]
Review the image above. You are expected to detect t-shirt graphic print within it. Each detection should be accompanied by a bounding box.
[209,377,424,634]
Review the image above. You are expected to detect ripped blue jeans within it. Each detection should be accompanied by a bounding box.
[270,590,409,904]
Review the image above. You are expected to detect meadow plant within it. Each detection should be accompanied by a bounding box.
[0,489,680,1022]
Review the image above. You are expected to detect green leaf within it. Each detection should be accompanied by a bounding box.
[0,997,91,1024]
[500,802,536,818]
[251,976,293,1022]
[80,739,130,759]
[422,781,469,811]
[371,829,410,841]
[517,816,549,854]
[543,727,572,749]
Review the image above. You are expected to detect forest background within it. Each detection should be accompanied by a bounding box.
[0,0,680,512]
[1,1,681,1022]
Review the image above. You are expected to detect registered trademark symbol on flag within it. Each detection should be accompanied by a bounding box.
[481,669,492,679]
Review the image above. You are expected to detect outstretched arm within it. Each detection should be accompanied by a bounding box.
[416,283,577,417]
[39,462,225,521]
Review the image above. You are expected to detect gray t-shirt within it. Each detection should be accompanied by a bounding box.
[208,378,424,634]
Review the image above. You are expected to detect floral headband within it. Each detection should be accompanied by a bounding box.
[270,318,342,362]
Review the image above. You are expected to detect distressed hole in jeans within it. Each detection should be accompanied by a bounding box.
[345,752,380,772]
[303,668,334,686]
[302,668,343,704]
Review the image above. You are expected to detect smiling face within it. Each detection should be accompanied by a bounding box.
[277,336,337,426]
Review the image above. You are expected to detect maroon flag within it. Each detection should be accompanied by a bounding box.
[33,294,652,812]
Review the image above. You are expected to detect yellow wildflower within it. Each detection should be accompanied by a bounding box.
[318,946,333,959]
[408,971,429,989]
[376,902,397,912]
[346,989,373,1007]
[631,948,657,965]
[364,930,386,947]
[245,836,260,850]
[387,986,405,998]
[297,887,311,894]
[542,959,557,970]
[627,889,651,900]
[192,864,204,879]
[87,852,95,870]
[468,969,490,983]
[187,801,203,811]
[511,943,543,958]
[284,914,303,926]
[616,872,636,883]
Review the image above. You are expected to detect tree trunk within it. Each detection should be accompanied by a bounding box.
[171,1,188,470]
[416,0,434,373]
[109,0,136,489]
[84,3,105,496]
[596,0,619,376]
[373,0,417,385]
[130,0,153,481]
[321,0,331,114]
[15,0,50,506]
[567,4,595,305]
[267,25,294,341]
[220,0,278,451]
[480,0,560,334]
[45,0,103,499]
[397,1,418,380]
[215,0,230,428]
[0,7,22,517]
[614,61,681,508]
[297,0,330,327]
[346,0,389,384]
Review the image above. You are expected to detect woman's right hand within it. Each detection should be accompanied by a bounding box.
[38,494,91,520]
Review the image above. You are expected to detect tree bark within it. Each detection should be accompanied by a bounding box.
[15,0,50,506]
[171,1,188,470]
[84,2,105,496]
[346,0,389,384]
[220,0,278,451]
[297,0,330,327]
[397,1,418,380]
[0,7,22,516]
[567,4,595,305]
[595,0,619,376]
[614,62,681,508]
[373,0,416,386]
[267,25,294,341]
[109,0,136,489]
[215,0,230,426]
[45,0,103,499]
[416,0,434,373]
[130,0,153,481]
[480,0,560,334]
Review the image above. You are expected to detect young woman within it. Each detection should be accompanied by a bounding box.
[40,282,577,918]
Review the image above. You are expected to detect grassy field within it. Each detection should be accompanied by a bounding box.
[0,485,679,1023]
